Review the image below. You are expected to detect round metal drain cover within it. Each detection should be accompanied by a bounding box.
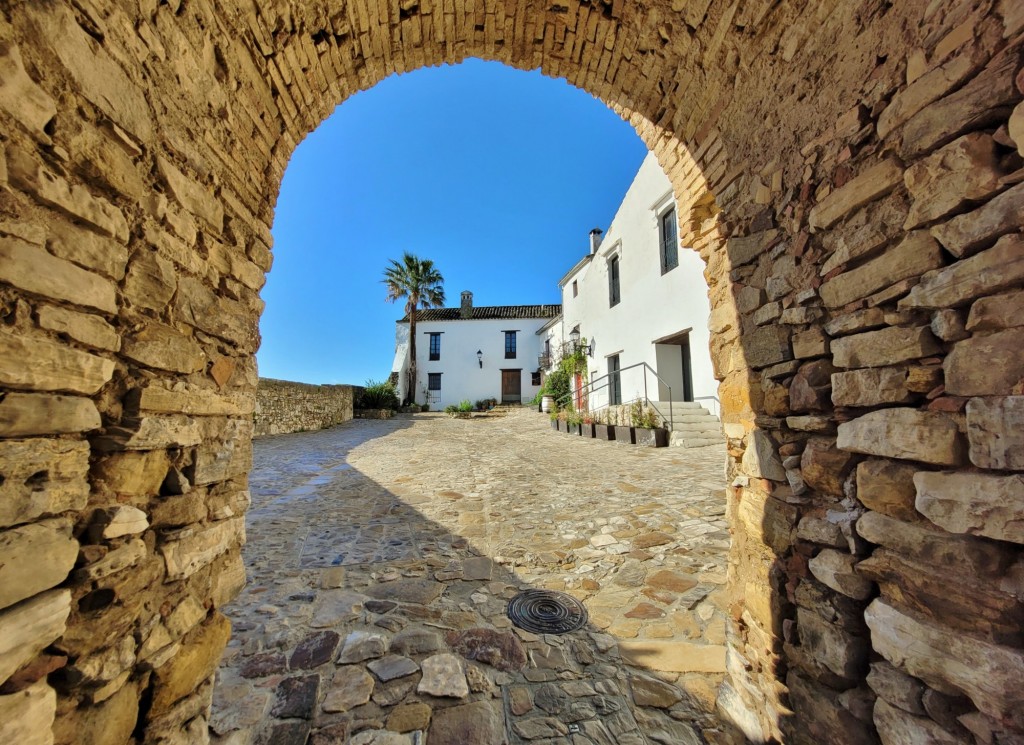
[507,590,588,635]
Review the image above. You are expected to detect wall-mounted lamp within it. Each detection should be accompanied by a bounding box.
[569,328,594,357]
[476,350,483,368]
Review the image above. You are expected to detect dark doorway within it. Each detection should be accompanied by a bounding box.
[608,354,622,405]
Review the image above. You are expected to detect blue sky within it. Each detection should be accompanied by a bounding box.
[258,59,648,385]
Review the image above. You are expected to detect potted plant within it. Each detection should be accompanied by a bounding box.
[556,409,569,433]
[566,409,582,436]
[631,401,669,447]
[594,409,616,441]
[581,412,596,438]
[610,405,636,445]
[549,406,559,430]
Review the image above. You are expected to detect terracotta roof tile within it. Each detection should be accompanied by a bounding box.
[400,304,561,322]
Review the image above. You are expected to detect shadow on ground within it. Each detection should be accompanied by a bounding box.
[213,413,736,745]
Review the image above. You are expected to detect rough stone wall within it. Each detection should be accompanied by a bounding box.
[0,0,1021,744]
[253,378,353,437]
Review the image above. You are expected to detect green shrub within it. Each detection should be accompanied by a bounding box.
[355,379,400,410]
[458,399,473,412]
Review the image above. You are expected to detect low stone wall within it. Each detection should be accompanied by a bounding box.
[354,408,395,419]
[254,378,354,437]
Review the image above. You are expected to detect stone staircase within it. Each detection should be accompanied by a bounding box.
[650,400,725,448]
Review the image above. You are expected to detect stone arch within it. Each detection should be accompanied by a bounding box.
[0,1,1022,743]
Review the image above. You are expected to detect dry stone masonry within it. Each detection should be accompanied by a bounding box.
[254,378,354,437]
[0,0,1021,743]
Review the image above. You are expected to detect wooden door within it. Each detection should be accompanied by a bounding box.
[501,370,522,402]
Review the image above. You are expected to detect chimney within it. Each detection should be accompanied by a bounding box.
[460,290,473,319]
[589,228,603,254]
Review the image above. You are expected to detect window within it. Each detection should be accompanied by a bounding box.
[427,373,442,391]
[572,280,578,297]
[609,256,621,307]
[428,333,440,361]
[544,339,551,358]
[505,331,517,359]
[531,371,542,386]
[660,205,679,274]
[608,354,622,405]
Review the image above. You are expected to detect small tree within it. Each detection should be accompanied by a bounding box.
[382,253,445,404]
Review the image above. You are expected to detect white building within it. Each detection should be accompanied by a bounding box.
[551,152,717,421]
[391,291,560,409]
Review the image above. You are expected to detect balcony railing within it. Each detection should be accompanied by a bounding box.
[538,354,552,368]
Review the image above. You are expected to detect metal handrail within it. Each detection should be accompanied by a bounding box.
[552,361,674,431]
[693,395,721,418]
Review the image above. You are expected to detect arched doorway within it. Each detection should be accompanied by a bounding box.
[0,1,1021,743]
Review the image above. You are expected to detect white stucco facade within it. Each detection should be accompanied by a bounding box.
[553,152,716,413]
[392,300,558,409]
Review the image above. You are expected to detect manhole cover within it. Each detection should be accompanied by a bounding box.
[507,590,588,634]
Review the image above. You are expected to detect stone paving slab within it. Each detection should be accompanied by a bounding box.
[213,409,735,744]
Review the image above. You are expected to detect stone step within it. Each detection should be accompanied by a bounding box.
[669,422,723,435]
[670,433,725,448]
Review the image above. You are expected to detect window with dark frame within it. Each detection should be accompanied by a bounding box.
[428,332,441,361]
[659,206,679,274]
[427,373,441,391]
[609,256,621,307]
[531,371,541,386]
[504,331,517,359]
[608,354,622,405]
[572,280,578,297]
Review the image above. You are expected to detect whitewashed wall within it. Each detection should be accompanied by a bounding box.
[559,152,716,411]
[395,316,552,408]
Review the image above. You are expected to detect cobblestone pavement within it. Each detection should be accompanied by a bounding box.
[212,409,735,745]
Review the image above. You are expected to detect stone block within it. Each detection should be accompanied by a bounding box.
[820,231,943,308]
[0,589,70,685]
[966,396,1024,470]
[2,234,120,315]
[824,308,886,337]
[428,700,504,745]
[832,326,939,369]
[618,641,726,673]
[1011,100,1024,156]
[785,672,877,745]
[903,133,1004,228]
[741,429,785,481]
[0,393,101,437]
[0,41,56,139]
[792,328,829,359]
[123,249,177,313]
[0,518,77,611]
[800,438,856,497]
[855,459,920,522]
[0,439,89,528]
[727,229,779,267]
[74,539,147,582]
[53,677,139,745]
[160,517,245,581]
[831,367,914,408]
[808,549,872,600]
[944,328,1024,396]
[966,289,1024,332]
[865,598,1024,729]
[809,158,904,230]
[157,157,224,232]
[194,418,253,485]
[866,661,925,715]
[932,181,1024,258]
[6,147,128,243]
[121,322,205,374]
[93,506,149,540]
[24,3,154,142]
[837,408,963,466]
[901,234,1024,310]
[929,308,968,342]
[90,450,171,497]
[744,325,793,369]
[48,218,128,281]
[94,415,203,451]
[790,360,837,412]
[37,305,120,352]
[873,698,961,745]
[0,680,56,745]
[796,607,868,680]
[150,612,231,716]
[876,48,981,140]
[901,45,1020,159]
[915,470,1024,545]
[0,329,115,395]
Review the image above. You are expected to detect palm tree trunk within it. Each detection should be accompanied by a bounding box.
[407,308,417,406]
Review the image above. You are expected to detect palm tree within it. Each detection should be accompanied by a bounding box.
[383,253,446,405]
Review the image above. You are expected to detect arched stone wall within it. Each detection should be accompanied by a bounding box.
[0,1,1021,743]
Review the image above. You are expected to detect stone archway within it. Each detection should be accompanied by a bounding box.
[0,1,1022,743]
